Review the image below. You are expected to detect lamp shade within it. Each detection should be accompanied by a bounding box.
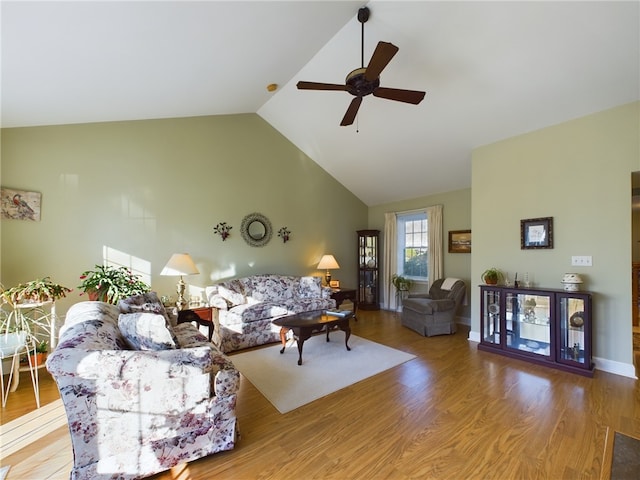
[160,253,200,276]
[317,254,340,270]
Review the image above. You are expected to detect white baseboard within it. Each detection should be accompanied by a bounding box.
[468,330,480,343]
[593,356,637,379]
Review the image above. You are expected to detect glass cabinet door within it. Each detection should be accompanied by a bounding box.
[506,292,552,358]
[557,294,590,368]
[481,289,501,346]
[357,230,380,310]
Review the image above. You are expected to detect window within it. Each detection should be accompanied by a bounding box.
[397,212,428,281]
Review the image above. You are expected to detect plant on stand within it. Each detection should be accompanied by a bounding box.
[391,274,413,307]
[1,277,71,306]
[0,278,69,364]
[78,265,151,304]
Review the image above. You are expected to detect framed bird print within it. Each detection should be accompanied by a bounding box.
[1,187,42,221]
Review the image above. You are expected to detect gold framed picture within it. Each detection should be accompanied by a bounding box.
[329,280,340,288]
[448,230,471,253]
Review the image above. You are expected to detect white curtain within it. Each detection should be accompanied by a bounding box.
[382,212,398,310]
[427,204,443,286]
[382,205,443,309]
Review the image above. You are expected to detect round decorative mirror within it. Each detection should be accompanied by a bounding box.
[240,212,273,247]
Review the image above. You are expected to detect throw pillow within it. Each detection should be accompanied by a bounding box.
[118,312,178,350]
[297,276,321,298]
[218,285,246,307]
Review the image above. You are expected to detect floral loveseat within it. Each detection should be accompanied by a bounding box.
[205,274,336,353]
[46,294,240,480]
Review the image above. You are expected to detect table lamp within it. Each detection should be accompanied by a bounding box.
[160,253,199,310]
[317,254,340,286]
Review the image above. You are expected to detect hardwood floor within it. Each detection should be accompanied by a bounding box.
[1,309,638,479]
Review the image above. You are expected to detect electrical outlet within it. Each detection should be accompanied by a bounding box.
[571,256,592,266]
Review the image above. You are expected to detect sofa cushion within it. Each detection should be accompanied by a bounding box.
[118,312,178,350]
[225,302,289,324]
[282,298,335,314]
[403,298,455,315]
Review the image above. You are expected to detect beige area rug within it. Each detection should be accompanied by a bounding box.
[230,334,415,413]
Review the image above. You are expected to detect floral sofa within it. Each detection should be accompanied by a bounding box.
[46,293,240,480]
[205,274,336,353]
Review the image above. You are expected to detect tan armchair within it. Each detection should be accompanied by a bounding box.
[401,278,466,336]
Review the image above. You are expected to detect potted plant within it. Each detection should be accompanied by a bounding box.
[22,340,48,366]
[0,277,71,306]
[481,268,503,285]
[391,274,413,292]
[0,279,69,353]
[78,265,151,304]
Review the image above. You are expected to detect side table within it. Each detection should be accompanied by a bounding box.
[177,306,216,342]
[330,288,358,317]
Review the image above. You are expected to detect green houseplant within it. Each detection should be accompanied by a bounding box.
[391,274,413,292]
[480,268,503,285]
[22,340,48,366]
[78,265,151,304]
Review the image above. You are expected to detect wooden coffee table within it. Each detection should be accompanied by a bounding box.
[272,310,353,365]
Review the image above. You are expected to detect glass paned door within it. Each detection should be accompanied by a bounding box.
[558,296,587,366]
[506,293,552,357]
[482,289,501,345]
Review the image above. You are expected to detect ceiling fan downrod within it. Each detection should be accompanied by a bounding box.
[358,7,370,68]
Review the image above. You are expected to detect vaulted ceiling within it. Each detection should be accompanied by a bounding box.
[2,1,638,206]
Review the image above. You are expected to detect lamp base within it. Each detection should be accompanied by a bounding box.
[176,276,188,311]
[325,272,332,286]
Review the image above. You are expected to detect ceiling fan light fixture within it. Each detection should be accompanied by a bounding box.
[345,68,379,97]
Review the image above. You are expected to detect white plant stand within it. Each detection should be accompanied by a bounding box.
[0,332,40,408]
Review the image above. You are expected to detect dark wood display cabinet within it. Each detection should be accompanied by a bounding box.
[479,285,594,377]
[357,230,380,310]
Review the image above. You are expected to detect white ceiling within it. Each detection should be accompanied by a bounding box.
[2,1,639,206]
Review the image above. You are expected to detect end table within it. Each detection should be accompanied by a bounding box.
[330,288,357,317]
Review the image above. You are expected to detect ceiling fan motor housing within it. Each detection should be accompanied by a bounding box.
[345,68,380,97]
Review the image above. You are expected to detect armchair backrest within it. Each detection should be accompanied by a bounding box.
[429,278,466,307]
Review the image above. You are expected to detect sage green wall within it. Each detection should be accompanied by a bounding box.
[1,114,367,313]
[471,102,640,376]
[367,188,472,322]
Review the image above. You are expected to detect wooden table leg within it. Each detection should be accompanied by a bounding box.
[279,327,289,354]
[340,319,352,351]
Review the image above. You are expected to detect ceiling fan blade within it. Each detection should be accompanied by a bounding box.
[373,87,426,105]
[364,42,399,81]
[297,81,347,91]
[340,97,363,126]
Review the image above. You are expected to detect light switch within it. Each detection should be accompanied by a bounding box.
[571,256,592,266]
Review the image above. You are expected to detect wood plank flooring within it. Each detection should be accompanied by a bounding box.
[1,309,638,479]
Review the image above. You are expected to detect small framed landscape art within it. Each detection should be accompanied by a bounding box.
[448,230,471,253]
[1,187,41,221]
[521,217,553,249]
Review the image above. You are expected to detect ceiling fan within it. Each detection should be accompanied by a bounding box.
[297,6,426,126]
